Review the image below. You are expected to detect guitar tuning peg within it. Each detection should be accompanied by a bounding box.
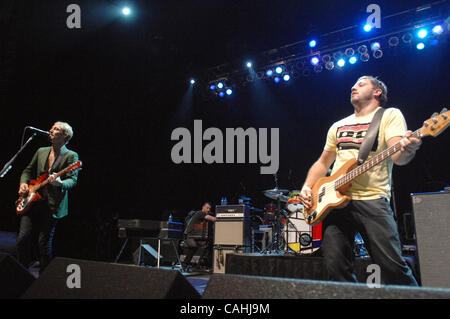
[431,112,439,117]
[441,108,448,114]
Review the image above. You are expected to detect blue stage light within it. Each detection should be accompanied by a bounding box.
[283,74,290,82]
[370,42,381,51]
[309,40,317,48]
[275,66,283,74]
[266,69,273,77]
[273,76,281,83]
[246,61,252,68]
[416,42,425,50]
[190,79,195,85]
[122,7,131,15]
[363,24,372,32]
[217,82,224,89]
[218,91,225,98]
[226,88,233,95]
[417,29,428,39]
[349,56,357,64]
[432,25,443,35]
[209,84,216,90]
[310,56,319,65]
[337,58,345,67]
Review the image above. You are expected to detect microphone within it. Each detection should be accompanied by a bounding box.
[26,126,50,136]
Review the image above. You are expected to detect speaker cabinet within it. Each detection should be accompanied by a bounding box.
[0,253,35,299]
[21,257,200,299]
[411,191,450,288]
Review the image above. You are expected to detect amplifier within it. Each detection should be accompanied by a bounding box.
[411,191,450,288]
[213,245,246,274]
[214,205,251,246]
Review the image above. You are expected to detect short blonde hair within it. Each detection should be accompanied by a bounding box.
[55,121,74,142]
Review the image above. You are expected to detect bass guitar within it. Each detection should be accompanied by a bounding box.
[15,161,82,215]
[302,109,449,225]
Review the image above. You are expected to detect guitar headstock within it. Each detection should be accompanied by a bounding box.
[67,161,82,172]
[420,108,449,137]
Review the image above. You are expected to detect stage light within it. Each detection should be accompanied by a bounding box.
[357,45,368,55]
[309,40,317,48]
[218,91,225,98]
[190,79,195,85]
[226,88,233,95]
[283,74,291,82]
[246,61,252,68]
[322,54,331,63]
[275,66,283,74]
[349,56,357,64]
[273,76,281,83]
[370,42,381,51]
[310,56,319,65]
[217,82,224,89]
[402,33,413,43]
[209,84,216,90]
[337,58,345,67]
[373,49,383,59]
[345,48,355,57]
[432,25,443,35]
[388,36,399,47]
[325,61,334,70]
[265,69,273,77]
[417,29,428,39]
[416,42,425,50]
[122,7,131,15]
[360,53,370,62]
[314,64,323,73]
[363,24,372,32]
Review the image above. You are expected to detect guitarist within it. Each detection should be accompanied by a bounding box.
[299,76,421,285]
[16,121,79,273]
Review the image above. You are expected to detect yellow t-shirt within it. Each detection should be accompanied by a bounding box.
[324,107,407,200]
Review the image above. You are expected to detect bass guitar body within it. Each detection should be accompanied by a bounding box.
[15,174,47,215]
[304,158,357,225]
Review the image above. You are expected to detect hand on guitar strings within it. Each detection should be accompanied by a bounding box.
[18,183,29,196]
[48,173,63,187]
[299,185,313,210]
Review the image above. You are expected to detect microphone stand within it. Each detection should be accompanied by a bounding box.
[0,133,37,179]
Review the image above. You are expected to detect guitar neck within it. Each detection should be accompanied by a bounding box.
[32,166,72,192]
[335,129,421,189]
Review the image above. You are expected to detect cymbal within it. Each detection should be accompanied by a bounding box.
[263,188,290,201]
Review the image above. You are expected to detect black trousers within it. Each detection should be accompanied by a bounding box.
[16,201,58,273]
[321,198,418,286]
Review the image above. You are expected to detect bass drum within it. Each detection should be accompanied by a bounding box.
[284,191,322,254]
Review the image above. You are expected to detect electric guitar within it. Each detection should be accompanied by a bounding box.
[302,109,449,226]
[15,161,82,215]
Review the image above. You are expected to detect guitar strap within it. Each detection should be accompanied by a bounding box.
[357,107,385,165]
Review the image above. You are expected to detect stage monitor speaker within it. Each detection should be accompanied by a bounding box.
[411,191,450,288]
[21,257,200,299]
[0,253,35,299]
[202,274,450,299]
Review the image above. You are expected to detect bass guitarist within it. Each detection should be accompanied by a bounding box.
[16,121,79,274]
[299,76,420,285]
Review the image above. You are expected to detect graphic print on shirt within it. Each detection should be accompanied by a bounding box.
[336,123,378,151]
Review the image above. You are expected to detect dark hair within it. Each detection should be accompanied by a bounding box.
[203,202,212,207]
[358,76,388,106]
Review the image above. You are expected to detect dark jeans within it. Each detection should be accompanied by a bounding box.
[16,202,58,273]
[321,198,418,286]
[184,237,210,266]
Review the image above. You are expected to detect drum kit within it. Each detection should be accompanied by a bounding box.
[242,186,323,255]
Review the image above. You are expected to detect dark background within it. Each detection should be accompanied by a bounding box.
[0,0,448,261]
